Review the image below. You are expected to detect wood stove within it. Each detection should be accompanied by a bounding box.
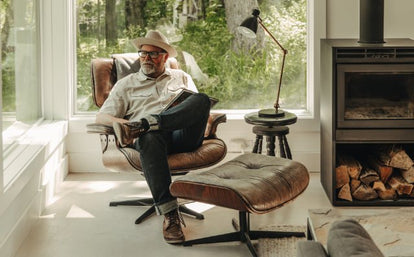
[321,38,414,206]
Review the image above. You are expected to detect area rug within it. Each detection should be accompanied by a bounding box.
[256,225,307,257]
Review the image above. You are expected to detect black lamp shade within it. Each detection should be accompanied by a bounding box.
[240,16,258,33]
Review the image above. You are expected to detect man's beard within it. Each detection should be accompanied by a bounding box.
[141,61,156,76]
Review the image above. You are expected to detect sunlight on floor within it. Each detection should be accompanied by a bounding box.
[84,181,117,192]
[184,202,215,213]
[66,205,95,218]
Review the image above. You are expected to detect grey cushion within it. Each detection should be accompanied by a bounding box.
[297,241,328,257]
[327,219,384,257]
[111,53,141,80]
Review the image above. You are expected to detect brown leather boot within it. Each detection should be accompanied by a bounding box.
[163,209,185,244]
[113,121,148,147]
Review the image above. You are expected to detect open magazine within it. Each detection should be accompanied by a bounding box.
[163,89,219,111]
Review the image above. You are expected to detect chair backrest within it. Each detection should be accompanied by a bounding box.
[91,53,178,108]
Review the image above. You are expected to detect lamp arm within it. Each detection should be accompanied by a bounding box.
[275,51,287,110]
[258,17,287,53]
[257,17,287,112]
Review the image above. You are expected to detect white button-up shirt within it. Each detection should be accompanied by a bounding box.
[99,68,198,122]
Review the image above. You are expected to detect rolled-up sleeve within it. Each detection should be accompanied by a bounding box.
[98,81,128,118]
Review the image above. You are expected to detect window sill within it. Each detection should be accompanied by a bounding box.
[72,107,319,131]
[2,120,68,190]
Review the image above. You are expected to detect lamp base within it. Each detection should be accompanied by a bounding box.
[258,108,285,118]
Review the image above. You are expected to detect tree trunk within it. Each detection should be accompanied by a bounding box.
[223,0,257,32]
[222,0,264,52]
[125,0,147,29]
[105,0,117,46]
[1,0,13,60]
[97,0,101,44]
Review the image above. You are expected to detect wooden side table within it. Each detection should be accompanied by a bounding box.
[244,111,297,159]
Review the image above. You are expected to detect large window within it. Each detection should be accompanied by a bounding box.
[75,0,306,112]
[1,0,42,154]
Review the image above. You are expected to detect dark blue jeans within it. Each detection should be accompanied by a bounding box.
[133,93,211,215]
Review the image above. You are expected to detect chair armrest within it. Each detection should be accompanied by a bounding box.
[86,123,114,134]
[204,113,227,139]
[87,112,226,138]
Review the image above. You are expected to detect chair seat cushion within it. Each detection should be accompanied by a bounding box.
[120,138,226,173]
[170,153,309,214]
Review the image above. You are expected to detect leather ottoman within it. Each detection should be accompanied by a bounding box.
[170,153,310,256]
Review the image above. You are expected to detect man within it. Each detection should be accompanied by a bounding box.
[95,30,211,244]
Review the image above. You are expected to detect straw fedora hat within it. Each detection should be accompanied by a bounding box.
[131,30,177,57]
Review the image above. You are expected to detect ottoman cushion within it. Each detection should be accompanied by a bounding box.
[170,153,309,214]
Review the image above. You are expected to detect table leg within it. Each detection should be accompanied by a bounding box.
[252,135,263,154]
[277,136,286,158]
[266,136,276,156]
[283,135,292,159]
[257,136,263,154]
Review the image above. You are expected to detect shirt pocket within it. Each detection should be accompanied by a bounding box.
[166,75,188,92]
[130,88,153,98]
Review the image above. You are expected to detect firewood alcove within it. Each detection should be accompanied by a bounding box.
[320,39,414,206]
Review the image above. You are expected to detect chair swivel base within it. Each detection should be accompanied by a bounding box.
[109,198,204,224]
[183,211,305,257]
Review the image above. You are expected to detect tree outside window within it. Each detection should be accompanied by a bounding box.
[75,0,306,112]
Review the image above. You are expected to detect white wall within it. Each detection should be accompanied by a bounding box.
[326,0,414,39]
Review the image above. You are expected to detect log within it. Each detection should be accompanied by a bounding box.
[365,154,393,183]
[338,183,352,201]
[335,165,350,188]
[387,174,414,195]
[350,179,361,193]
[359,167,379,185]
[372,181,397,200]
[352,184,378,201]
[376,145,413,170]
[400,166,414,183]
[372,180,386,191]
[337,154,362,179]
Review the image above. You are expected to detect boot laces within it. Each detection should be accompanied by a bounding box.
[166,209,186,228]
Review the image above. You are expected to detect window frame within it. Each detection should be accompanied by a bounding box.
[1,0,44,188]
[1,0,44,145]
[70,0,324,126]
[1,0,73,191]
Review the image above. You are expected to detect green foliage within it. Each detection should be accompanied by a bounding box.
[260,0,307,109]
[76,36,134,111]
[175,0,307,109]
[1,53,16,112]
[145,0,174,28]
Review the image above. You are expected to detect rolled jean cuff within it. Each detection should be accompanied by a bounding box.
[155,199,178,215]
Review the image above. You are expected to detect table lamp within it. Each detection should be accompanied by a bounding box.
[238,9,288,118]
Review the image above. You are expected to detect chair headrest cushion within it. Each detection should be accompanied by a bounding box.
[111,53,141,80]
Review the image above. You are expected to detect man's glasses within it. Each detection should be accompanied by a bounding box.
[138,50,167,59]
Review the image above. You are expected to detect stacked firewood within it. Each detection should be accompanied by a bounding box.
[336,145,414,201]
